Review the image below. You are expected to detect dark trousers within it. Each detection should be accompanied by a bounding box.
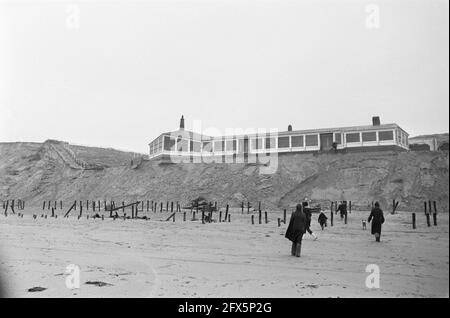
[291,234,304,256]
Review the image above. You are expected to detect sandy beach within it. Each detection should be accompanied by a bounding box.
[0,208,448,298]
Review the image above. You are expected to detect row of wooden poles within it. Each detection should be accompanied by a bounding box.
[2,198,441,228]
[411,201,439,229]
[2,199,25,215]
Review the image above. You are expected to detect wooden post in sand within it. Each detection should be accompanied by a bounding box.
[171,202,174,213]
[219,211,222,222]
[433,213,437,226]
[160,202,163,212]
[258,210,261,224]
[433,201,437,213]
[228,214,230,223]
[330,210,334,227]
[43,201,45,210]
[283,209,286,224]
[412,213,416,229]
[147,200,149,212]
[349,201,352,214]
[183,212,186,222]
[278,218,281,227]
[60,201,63,210]
[424,201,427,215]
[166,201,169,212]
[426,213,431,227]
[52,207,55,218]
[251,215,254,225]
[241,202,244,214]
[122,201,125,213]
[265,211,268,224]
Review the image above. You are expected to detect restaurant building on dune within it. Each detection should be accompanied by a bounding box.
[148,116,409,161]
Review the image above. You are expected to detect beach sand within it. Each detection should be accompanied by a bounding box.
[0,208,448,297]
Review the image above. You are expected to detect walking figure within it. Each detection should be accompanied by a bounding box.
[336,201,348,220]
[318,212,328,230]
[368,202,385,242]
[285,204,307,257]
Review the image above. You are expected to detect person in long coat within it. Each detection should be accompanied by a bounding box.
[336,201,348,219]
[368,202,385,242]
[318,212,328,230]
[285,204,307,257]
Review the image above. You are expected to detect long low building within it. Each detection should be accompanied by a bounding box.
[148,116,409,160]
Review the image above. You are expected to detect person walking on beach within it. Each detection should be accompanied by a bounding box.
[318,212,328,230]
[336,201,348,220]
[285,204,307,257]
[302,201,318,240]
[368,202,385,242]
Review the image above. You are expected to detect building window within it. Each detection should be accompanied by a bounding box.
[164,136,175,151]
[237,139,244,153]
[278,136,290,148]
[378,130,393,141]
[190,140,201,152]
[305,134,319,146]
[251,138,263,150]
[177,138,189,152]
[226,139,236,151]
[291,135,304,147]
[362,132,377,142]
[334,133,342,144]
[202,141,213,152]
[214,140,224,152]
[265,137,276,149]
[345,133,360,143]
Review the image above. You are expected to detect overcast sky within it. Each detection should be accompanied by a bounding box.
[0,0,448,153]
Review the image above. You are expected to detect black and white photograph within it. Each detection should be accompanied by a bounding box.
[0,0,448,301]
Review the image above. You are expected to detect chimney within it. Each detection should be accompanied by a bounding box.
[180,115,185,130]
[372,116,380,126]
[288,124,292,132]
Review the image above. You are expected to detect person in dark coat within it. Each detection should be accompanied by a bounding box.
[302,201,318,240]
[368,202,385,242]
[336,201,348,219]
[285,204,307,257]
[318,212,328,230]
